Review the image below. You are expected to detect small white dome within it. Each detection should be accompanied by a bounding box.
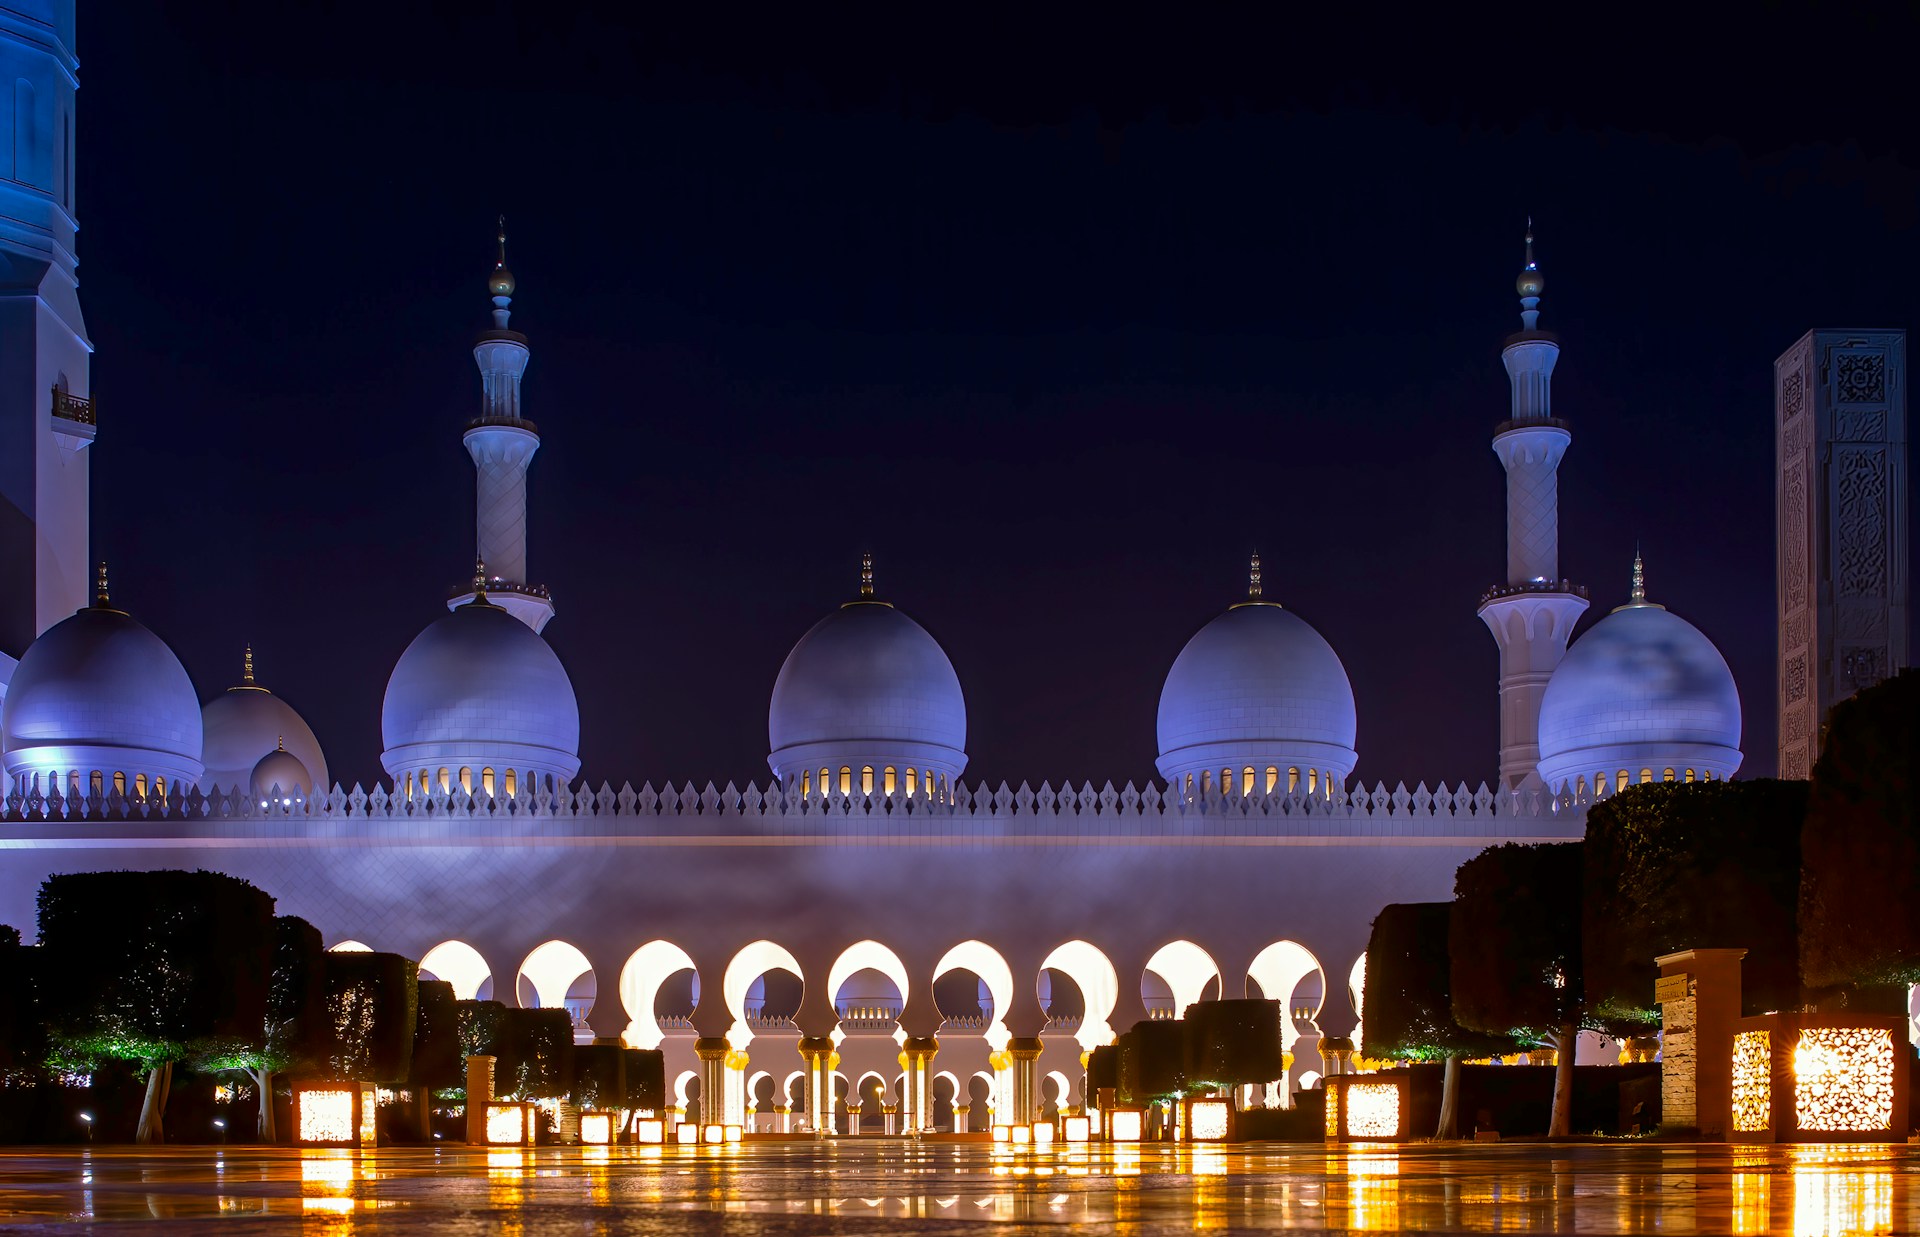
[1156,600,1358,791]
[768,598,967,789]
[381,596,580,790]
[2,599,204,792]
[201,651,328,794]
[250,745,312,803]
[1537,595,1742,791]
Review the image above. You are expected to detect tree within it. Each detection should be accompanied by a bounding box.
[570,1044,623,1112]
[317,952,418,1085]
[1364,902,1514,1138]
[403,980,462,1140]
[37,871,275,1143]
[621,1048,664,1117]
[1117,1019,1189,1107]
[198,916,325,1142]
[1583,780,1808,1022]
[1450,842,1590,1137]
[1182,999,1285,1096]
[1801,670,1920,999]
[495,1008,573,1102]
[454,999,508,1101]
[0,926,46,1090]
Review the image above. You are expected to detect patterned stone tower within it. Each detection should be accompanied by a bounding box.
[1477,223,1589,790]
[1775,330,1908,779]
[447,219,554,632]
[0,1,92,666]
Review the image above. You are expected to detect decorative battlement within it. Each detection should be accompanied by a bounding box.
[0,775,1608,828]
[50,388,94,426]
[1478,579,1589,608]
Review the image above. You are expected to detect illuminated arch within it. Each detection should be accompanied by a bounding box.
[746,1069,773,1109]
[516,940,594,1012]
[828,941,911,1022]
[1038,940,1119,1051]
[783,1071,806,1106]
[617,940,698,1050]
[933,1069,962,1101]
[724,940,804,1048]
[855,1070,889,1102]
[673,1069,697,1108]
[1143,940,1222,1015]
[1348,953,1368,1056]
[934,940,1014,1051]
[1247,940,1325,1045]
[328,940,372,953]
[419,940,491,1001]
[1043,1069,1074,1109]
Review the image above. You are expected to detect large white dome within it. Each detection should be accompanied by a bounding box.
[1156,599,1358,794]
[768,597,967,792]
[201,651,328,795]
[381,595,580,793]
[1537,591,1742,792]
[2,598,204,794]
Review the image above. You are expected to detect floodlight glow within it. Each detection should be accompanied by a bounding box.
[1011,1124,1031,1146]
[578,1112,614,1145]
[1063,1116,1090,1143]
[1189,1099,1231,1142]
[725,1124,743,1143]
[1107,1109,1143,1143]
[675,1122,698,1145]
[297,1090,354,1144]
[1345,1083,1400,1139]
[486,1104,526,1145]
[991,1124,1010,1143]
[1793,1028,1895,1132]
[1732,1030,1771,1134]
[703,1123,724,1144]
[635,1118,665,1144]
[1032,1121,1054,1147]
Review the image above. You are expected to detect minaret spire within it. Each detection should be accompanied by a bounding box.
[243,645,254,686]
[1248,552,1263,601]
[1478,218,1588,790]
[1630,546,1645,604]
[455,217,553,632]
[859,552,874,599]
[93,561,108,608]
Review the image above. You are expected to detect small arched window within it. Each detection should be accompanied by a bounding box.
[839,767,852,796]
[1288,768,1300,794]
[883,767,896,796]
[1703,770,1715,782]
[438,767,450,794]
[1639,768,1653,785]
[112,771,126,797]
[1616,769,1629,793]
[1307,769,1319,795]
[481,768,495,797]
[458,767,473,794]
[155,778,166,799]
[800,770,812,797]
[1241,767,1255,796]
[89,770,102,799]
[860,766,874,795]
[504,769,517,798]
[134,773,148,799]
[904,768,917,796]
[1662,768,1675,782]
[1684,768,1696,783]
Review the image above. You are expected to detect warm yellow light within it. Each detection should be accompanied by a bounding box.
[486,1104,526,1145]
[1189,1099,1231,1142]
[724,1124,743,1144]
[297,1090,354,1144]
[1063,1115,1090,1143]
[635,1118,665,1144]
[1732,1030,1771,1133]
[675,1122,698,1145]
[578,1112,614,1145]
[991,1124,1011,1143]
[1011,1124,1031,1146]
[703,1124,725,1144]
[1032,1121,1054,1147]
[1108,1109,1143,1143]
[1325,1087,1340,1137]
[1344,1083,1400,1139]
[1793,1028,1895,1132]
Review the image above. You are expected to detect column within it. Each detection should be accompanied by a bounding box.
[1656,947,1747,1138]
[1008,1038,1044,1126]
[952,1104,970,1134]
[845,1103,862,1136]
[798,1037,837,1134]
[694,1038,729,1131]
[901,1037,937,1133]
[881,1104,897,1136]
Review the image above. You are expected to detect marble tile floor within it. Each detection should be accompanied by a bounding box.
[0,1140,1914,1234]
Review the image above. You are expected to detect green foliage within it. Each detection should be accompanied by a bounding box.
[1117,1019,1190,1103]
[621,1048,664,1111]
[318,951,418,1084]
[1583,780,1807,1020]
[408,980,463,1091]
[1363,902,1514,1061]
[1801,670,1920,988]
[570,1044,622,1109]
[457,999,508,1060]
[1086,1044,1118,1094]
[1183,999,1286,1087]
[495,1008,573,1100]
[1450,843,1593,1043]
[36,870,275,1074]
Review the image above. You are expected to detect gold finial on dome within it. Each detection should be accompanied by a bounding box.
[488,214,516,298]
[473,557,489,597]
[94,561,109,608]
[243,645,255,686]
[276,735,285,752]
[860,552,874,599]
[1630,545,1645,604]
[1248,552,1263,601]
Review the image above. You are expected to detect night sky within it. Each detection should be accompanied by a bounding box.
[76,5,1920,792]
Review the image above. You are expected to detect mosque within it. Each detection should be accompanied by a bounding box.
[0,4,1746,1134]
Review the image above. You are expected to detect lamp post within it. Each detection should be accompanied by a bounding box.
[78,1112,93,1144]
[213,1117,226,1146]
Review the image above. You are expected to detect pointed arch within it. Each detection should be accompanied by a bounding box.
[828,941,911,1020]
[419,940,492,1002]
[516,940,594,1012]
[934,940,1014,1050]
[1247,940,1325,1046]
[617,940,698,1049]
[724,940,804,1048]
[1038,939,1119,1051]
[1143,940,1222,1015]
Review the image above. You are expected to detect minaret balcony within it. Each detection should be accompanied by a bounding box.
[466,415,540,434]
[1493,415,1571,438]
[1478,579,1588,609]
[50,388,95,449]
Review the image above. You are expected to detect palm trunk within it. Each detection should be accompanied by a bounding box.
[1436,1055,1461,1139]
[1548,1023,1576,1137]
[251,1069,276,1142]
[136,1060,172,1144]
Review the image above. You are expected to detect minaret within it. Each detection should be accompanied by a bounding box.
[447,218,553,632]
[0,2,92,667]
[1476,222,1589,790]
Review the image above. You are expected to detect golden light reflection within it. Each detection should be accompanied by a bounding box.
[1793,1028,1895,1133]
[1790,1152,1893,1237]
[1731,1172,1770,1236]
[1732,1030,1771,1133]
[300,1153,354,1189]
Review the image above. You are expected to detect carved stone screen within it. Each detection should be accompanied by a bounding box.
[1775,330,1908,779]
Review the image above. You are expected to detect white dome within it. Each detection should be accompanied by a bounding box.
[1156,601,1358,791]
[250,745,313,803]
[381,596,580,790]
[201,654,328,794]
[1537,599,1742,791]
[768,599,967,789]
[2,601,204,792]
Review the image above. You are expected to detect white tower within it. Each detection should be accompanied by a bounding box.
[0,1,92,673]
[447,219,553,632]
[1476,223,1589,790]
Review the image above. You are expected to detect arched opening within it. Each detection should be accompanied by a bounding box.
[328,940,373,953]
[1347,953,1368,1056]
[617,940,698,1049]
[1247,940,1326,1107]
[828,940,911,1033]
[459,767,473,794]
[1038,940,1118,1051]
[420,940,493,1002]
[1142,940,1223,1018]
[481,767,495,797]
[933,941,1014,1050]
[516,940,596,1042]
[1040,1069,1074,1122]
[723,941,804,1048]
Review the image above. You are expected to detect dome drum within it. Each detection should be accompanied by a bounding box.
[6,744,203,800]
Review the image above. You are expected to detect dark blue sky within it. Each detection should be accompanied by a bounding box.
[77,4,1920,790]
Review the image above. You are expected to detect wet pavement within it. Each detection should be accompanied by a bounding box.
[0,1139,1916,1233]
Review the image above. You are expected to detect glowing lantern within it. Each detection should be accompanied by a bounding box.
[293,1084,373,1147]
[1730,1014,1908,1143]
[1185,1098,1233,1142]
[634,1118,666,1144]
[577,1111,615,1145]
[1063,1115,1091,1143]
[1107,1108,1144,1143]
[1324,1075,1407,1141]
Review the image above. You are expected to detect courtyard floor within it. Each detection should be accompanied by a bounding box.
[0,1139,1915,1234]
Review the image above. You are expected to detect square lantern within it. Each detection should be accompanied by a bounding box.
[1063,1115,1091,1144]
[724,1124,744,1144]
[1184,1097,1235,1143]
[1324,1075,1408,1142]
[1032,1121,1055,1147]
[991,1124,1011,1144]
[634,1117,665,1145]
[702,1123,725,1145]
[577,1111,616,1146]
[675,1122,699,1145]
[1730,1014,1909,1144]
[293,1082,377,1147]
[485,1102,537,1147]
[1106,1108,1144,1143]
[1010,1124,1031,1147]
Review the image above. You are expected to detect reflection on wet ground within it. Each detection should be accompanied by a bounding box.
[0,1140,1916,1233]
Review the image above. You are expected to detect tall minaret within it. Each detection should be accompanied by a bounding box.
[1476,222,1589,790]
[0,1,93,668]
[447,218,553,632]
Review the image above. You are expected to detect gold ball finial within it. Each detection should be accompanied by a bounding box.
[94,561,109,608]
[473,557,489,597]
[1630,546,1646,605]
[1248,552,1263,602]
[859,552,874,599]
[243,645,255,686]
[488,214,516,297]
